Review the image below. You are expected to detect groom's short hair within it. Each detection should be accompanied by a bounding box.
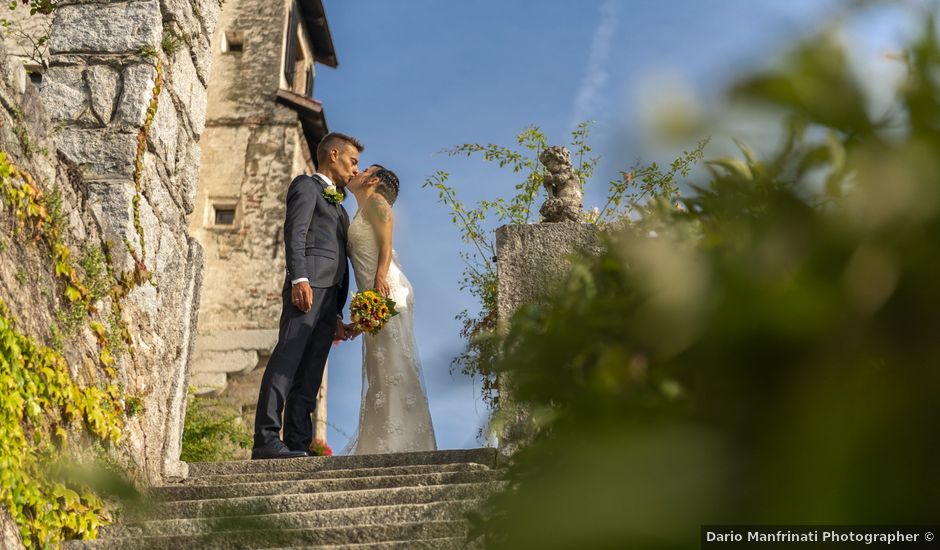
[317,132,364,166]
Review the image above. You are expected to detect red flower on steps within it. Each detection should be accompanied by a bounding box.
[309,438,333,456]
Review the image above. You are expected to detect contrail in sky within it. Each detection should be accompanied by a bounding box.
[570,0,619,131]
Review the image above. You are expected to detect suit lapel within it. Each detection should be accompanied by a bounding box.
[310,173,329,193]
[310,174,348,236]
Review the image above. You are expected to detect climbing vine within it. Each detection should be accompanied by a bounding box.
[1,153,90,305]
[5,0,57,16]
[0,299,125,547]
[0,151,136,545]
[0,152,132,372]
[126,60,163,285]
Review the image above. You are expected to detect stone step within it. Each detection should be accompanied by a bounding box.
[153,469,501,502]
[187,448,497,477]
[177,463,491,486]
[279,537,472,549]
[190,371,228,393]
[148,482,502,520]
[192,349,259,375]
[101,499,483,538]
[66,520,467,549]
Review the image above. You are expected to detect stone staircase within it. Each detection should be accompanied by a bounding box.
[67,448,501,549]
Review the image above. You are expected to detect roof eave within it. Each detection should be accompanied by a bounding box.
[275,89,329,159]
[298,0,338,68]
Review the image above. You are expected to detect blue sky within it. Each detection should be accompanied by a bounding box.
[316,0,918,451]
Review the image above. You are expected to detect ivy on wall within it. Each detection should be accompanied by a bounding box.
[0,151,135,547]
[0,0,173,534]
[126,60,164,285]
[0,63,163,542]
[0,299,124,547]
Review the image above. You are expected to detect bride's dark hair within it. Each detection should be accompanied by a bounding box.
[370,164,400,205]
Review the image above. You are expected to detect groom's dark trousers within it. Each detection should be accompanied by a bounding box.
[254,174,349,452]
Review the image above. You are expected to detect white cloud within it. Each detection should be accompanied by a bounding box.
[570,0,619,130]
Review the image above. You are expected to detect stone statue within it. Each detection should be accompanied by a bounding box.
[539,146,584,222]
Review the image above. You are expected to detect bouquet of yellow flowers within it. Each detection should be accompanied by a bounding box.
[350,289,399,334]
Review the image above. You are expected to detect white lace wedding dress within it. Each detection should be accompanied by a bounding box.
[344,211,437,454]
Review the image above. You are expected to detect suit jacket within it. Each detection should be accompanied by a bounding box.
[283,174,350,316]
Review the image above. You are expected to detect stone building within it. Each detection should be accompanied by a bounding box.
[188,0,338,441]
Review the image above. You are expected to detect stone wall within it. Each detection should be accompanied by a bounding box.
[0,507,22,550]
[0,0,220,483]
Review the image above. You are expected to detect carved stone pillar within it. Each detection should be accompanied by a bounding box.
[494,222,603,457]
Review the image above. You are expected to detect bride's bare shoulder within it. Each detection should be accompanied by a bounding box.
[363,193,393,225]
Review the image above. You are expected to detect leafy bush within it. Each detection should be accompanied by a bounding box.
[180,392,252,463]
[473,13,940,550]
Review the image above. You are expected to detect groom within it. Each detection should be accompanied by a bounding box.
[252,132,362,459]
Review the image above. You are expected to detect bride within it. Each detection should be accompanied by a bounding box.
[342,164,437,454]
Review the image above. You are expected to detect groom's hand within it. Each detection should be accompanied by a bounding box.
[291,281,313,312]
[334,321,348,342]
[343,322,362,340]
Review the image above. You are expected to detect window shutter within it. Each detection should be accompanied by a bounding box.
[284,9,298,86]
[305,66,314,97]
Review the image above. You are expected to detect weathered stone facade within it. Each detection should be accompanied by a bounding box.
[188,0,335,440]
[1,0,221,486]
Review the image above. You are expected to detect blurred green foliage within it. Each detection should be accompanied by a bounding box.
[474,13,940,550]
[180,392,251,463]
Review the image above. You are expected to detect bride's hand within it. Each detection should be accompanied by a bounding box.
[374,274,390,298]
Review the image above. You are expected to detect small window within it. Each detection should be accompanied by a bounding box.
[222,31,244,53]
[208,198,239,229]
[214,206,236,226]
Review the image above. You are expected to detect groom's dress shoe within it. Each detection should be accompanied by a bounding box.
[251,440,309,460]
[284,444,313,457]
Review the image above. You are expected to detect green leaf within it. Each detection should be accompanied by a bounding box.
[706,157,753,180]
[64,285,81,302]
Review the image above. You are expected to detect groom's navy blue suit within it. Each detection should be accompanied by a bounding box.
[254,173,350,452]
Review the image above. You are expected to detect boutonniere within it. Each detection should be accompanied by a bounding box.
[322,187,345,205]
